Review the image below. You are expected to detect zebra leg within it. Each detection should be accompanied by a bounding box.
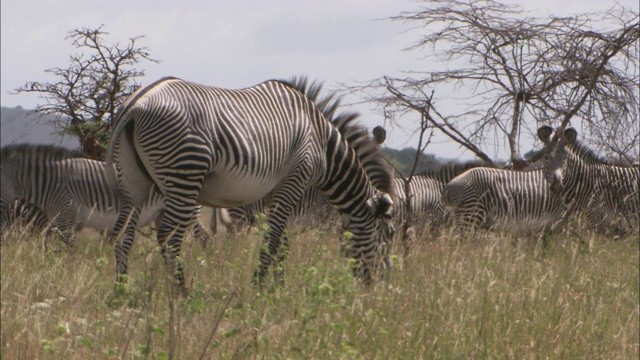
[252,179,305,287]
[155,191,203,295]
[193,222,211,247]
[48,204,79,250]
[56,222,77,249]
[209,208,218,235]
[252,206,293,287]
[0,204,10,239]
[191,206,211,248]
[456,206,486,237]
[112,203,141,284]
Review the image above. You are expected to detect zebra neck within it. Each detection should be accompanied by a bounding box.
[561,153,600,207]
[317,132,372,215]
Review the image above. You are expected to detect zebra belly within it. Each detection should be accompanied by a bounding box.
[77,204,162,232]
[138,204,164,228]
[76,207,119,232]
[199,171,278,208]
[486,211,560,232]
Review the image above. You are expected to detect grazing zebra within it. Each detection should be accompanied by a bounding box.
[106,76,395,291]
[1,144,83,245]
[0,144,210,246]
[443,166,580,233]
[537,126,639,232]
[393,161,485,238]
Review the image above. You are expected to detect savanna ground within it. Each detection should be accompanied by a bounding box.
[1,210,638,359]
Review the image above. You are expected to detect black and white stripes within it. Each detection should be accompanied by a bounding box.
[443,167,570,232]
[538,126,639,232]
[0,144,210,246]
[106,76,394,289]
[393,161,484,236]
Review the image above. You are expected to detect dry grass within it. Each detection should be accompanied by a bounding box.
[1,222,638,359]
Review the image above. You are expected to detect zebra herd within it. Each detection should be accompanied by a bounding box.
[2,76,638,293]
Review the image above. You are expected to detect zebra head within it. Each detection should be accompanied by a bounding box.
[537,125,578,195]
[367,191,395,257]
[340,190,395,284]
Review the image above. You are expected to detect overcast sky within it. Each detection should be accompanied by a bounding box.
[1,0,635,159]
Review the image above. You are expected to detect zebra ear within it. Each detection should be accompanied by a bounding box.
[563,128,577,144]
[537,126,554,144]
[372,126,386,145]
[366,192,394,218]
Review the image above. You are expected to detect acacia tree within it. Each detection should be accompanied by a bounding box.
[353,0,639,167]
[13,26,159,160]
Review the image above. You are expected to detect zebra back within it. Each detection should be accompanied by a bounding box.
[1,144,85,214]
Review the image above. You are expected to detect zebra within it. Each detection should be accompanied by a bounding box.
[537,126,639,233]
[1,144,83,244]
[0,144,210,247]
[442,166,581,234]
[392,161,485,238]
[106,76,395,291]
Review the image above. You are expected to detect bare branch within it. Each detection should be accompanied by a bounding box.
[346,0,639,164]
[12,25,160,159]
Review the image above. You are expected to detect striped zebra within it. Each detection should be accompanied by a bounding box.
[208,85,391,235]
[2,144,83,244]
[537,126,639,232]
[443,167,578,233]
[0,144,210,247]
[393,161,484,238]
[106,76,395,291]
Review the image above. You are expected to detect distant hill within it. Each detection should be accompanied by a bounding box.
[1,106,78,149]
[379,147,441,176]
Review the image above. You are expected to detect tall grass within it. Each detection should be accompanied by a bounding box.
[1,222,638,359]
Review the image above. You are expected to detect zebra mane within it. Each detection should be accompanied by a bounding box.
[279,76,395,198]
[415,160,485,182]
[332,112,396,198]
[1,143,85,163]
[278,76,341,121]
